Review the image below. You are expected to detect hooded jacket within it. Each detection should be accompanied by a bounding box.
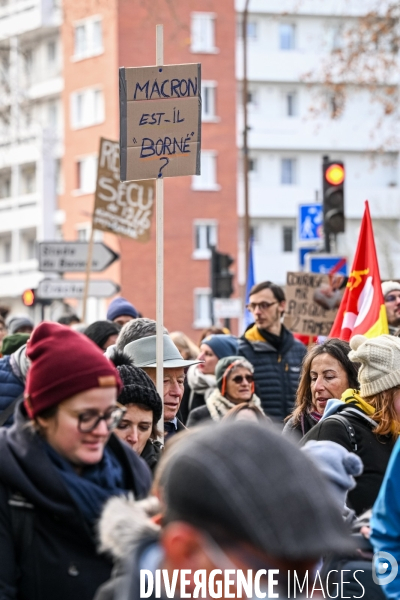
[0,402,151,600]
[301,391,396,515]
[0,349,26,426]
[238,324,306,420]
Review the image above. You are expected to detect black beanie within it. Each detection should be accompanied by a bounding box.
[84,320,120,350]
[117,363,163,424]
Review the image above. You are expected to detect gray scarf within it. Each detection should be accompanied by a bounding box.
[10,344,30,383]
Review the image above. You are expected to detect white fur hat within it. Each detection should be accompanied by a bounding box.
[381,281,400,299]
[349,334,400,397]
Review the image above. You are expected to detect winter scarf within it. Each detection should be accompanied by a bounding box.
[205,387,262,422]
[10,344,30,383]
[186,364,216,408]
[44,441,128,527]
[321,389,377,424]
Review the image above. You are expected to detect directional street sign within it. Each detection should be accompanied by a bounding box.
[38,242,119,273]
[37,279,120,299]
[305,253,347,276]
[298,203,323,243]
[213,298,241,319]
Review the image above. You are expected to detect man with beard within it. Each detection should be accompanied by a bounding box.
[381,281,400,335]
[238,281,306,421]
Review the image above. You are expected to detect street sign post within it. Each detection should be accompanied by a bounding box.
[305,253,347,275]
[37,279,120,299]
[38,242,119,273]
[298,204,323,244]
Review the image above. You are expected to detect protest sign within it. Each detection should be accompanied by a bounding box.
[119,63,201,181]
[93,138,155,241]
[283,272,345,337]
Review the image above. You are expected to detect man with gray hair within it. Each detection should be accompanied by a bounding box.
[115,318,168,352]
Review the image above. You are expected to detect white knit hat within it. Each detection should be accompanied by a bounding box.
[349,334,400,397]
[381,281,400,298]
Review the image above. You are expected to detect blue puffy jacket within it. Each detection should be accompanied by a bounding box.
[371,437,400,599]
[0,355,24,424]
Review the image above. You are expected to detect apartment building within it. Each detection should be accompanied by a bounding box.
[237,0,400,285]
[0,0,62,317]
[61,0,238,333]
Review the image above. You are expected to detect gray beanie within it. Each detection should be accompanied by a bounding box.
[302,440,363,509]
[381,280,400,298]
[7,315,34,335]
[349,334,400,397]
[160,421,353,560]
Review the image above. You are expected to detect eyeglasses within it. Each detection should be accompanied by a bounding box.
[231,374,254,384]
[246,301,278,312]
[385,294,400,303]
[73,404,126,433]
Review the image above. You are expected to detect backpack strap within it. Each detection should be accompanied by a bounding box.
[327,414,358,452]
[0,393,24,428]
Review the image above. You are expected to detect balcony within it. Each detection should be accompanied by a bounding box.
[0,0,61,38]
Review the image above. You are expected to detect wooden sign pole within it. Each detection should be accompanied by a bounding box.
[155,24,164,437]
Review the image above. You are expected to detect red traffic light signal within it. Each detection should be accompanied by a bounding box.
[325,163,345,186]
[22,289,35,307]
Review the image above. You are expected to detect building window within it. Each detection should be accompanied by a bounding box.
[192,151,220,191]
[279,24,295,50]
[21,229,36,260]
[248,158,257,173]
[71,88,104,129]
[0,236,11,263]
[73,17,103,60]
[76,223,103,242]
[201,81,217,121]
[237,20,258,39]
[0,171,11,199]
[247,89,258,107]
[24,49,33,76]
[194,288,212,328]
[48,101,57,129]
[47,40,56,64]
[286,92,297,116]
[281,158,296,185]
[283,227,294,252]
[191,13,217,53]
[193,221,217,259]
[75,155,97,193]
[21,166,36,194]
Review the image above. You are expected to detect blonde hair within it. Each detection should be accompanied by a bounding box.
[365,386,400,437]
[169,331,200,360]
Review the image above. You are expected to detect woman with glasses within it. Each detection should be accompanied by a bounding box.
[112,353,163,473]
[0,322,151,600]
[187,356,264,426]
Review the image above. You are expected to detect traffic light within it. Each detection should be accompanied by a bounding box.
[211,247,234,298]
[22,289,36,307]
[322,157,345,235]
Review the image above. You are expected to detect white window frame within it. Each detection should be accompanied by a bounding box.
[193,220,218,259]
[75,222,103,242]
[193,288,212,329]
[72,15,104,61]
[201,81,219,122]
[70,86,105,130]
[191,12,219,54]
[192,150,220,191]
[73,154,98,195]
[281,158,297,185]
[279,23,296,50]
[237,19,258,40]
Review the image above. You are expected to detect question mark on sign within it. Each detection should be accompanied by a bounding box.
[158,157,169,178]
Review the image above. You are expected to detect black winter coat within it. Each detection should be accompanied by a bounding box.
[282,413,317,440]
[141,439,163,473]
[0,403,151,600]
[238,326,306,421]
[300,406,396,515]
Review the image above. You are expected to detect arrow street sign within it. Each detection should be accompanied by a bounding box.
[37,279,120,299]
[38,242,120,273]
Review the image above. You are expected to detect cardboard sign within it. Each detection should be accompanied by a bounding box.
[119,63,201,181]
[93,138,155,241]
[283,272,345,337]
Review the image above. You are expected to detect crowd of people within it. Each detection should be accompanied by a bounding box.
[0,280,400,598]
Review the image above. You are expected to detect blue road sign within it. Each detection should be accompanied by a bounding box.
[305,254,347,276]
[298,204,323,243]
[299,247,316,270]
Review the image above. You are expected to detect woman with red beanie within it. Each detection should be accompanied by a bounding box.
[0,322,151,600]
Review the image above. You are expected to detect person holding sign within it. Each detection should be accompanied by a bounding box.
[239,281,307,421]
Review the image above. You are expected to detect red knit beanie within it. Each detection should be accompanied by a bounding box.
[25,322,122,418]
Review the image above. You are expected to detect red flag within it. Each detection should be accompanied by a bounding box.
[330,201,388,341]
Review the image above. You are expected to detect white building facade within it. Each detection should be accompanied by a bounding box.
[236,0,400,286]
[0,0,62,317]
